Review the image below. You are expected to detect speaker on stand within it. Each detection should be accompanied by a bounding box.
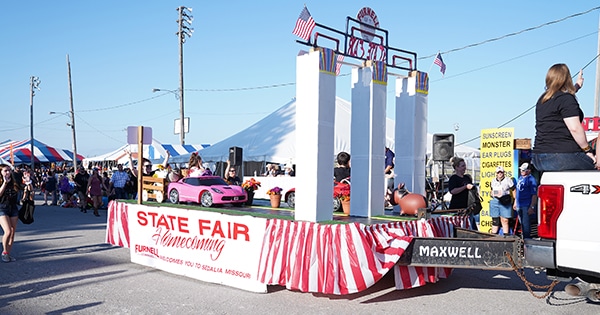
[432,134,455,210]
[229,146,243,176]
[229,146,243,165]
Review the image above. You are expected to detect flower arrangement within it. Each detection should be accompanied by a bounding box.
[266,186,283,195]
[242,178,261,192]
[334,184,351,201]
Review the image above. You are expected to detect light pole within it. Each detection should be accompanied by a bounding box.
[176,6,193,145]
[49,111,77,172]
[29,76,41,172]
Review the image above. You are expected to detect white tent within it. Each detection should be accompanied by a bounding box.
[0,156,12,168]
[170,97,479,167]
[83,139,208,168]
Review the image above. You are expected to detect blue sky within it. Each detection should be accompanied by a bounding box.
[1,1,599,157]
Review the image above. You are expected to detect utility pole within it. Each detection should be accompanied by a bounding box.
[176,6,193,145]
[67,54,78,172]
[29,76,41,172]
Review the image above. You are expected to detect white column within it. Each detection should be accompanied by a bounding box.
[350,61,387,217]
[394,71,428,211]
[295,48,337,222]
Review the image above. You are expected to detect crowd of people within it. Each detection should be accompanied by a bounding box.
[3,62,598,263]
[446,63,600,238]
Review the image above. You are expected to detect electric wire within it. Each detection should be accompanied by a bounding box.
[75,6,600,114]
[457,53,600,146]
[73,113,124,144]
[77,94,166,113]
[431,32,597,82]
[420,5,600,60]
[186,82,295,92]
[6,6,596,148]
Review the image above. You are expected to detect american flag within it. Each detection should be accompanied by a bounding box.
[336,54,344,75]
[292,6,316,41]
[434,52,446,75]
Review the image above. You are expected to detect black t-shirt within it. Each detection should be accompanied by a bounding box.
[224,176,242,186]
[74,172,90,193]
[534,91,584,153]
[334,167,351,183]
[0,184,18,207]
[448,174,473,209]
[46,176,57,191]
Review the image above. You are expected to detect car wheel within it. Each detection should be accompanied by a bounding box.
[200,191,213,207]
[333,197,341,212]
[169,189,180,204]
[286,191,295,208]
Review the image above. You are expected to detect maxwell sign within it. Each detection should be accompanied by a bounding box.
[127,204,268,292]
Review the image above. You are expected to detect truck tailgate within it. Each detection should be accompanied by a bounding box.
[541,171,600,275]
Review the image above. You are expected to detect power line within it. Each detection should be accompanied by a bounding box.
[77,94,166,113]
[431,32,597,82]
[187,82,295,92]
[421,5,600,60]
[63,6,599,128]
[457,53,600,147]
[0,114,66,133]
[73,113,124,144]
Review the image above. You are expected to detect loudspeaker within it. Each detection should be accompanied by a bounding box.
[432,134,454,161]
[229,146,243,165]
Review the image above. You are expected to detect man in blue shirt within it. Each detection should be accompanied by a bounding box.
[110,164,129,200]
[514,162,538,238]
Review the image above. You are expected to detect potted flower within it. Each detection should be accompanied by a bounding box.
[267,186,283,208]
[334,184,351,214]
[241,178,261,205]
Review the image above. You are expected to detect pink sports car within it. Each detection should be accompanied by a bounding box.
[167,176,247,207]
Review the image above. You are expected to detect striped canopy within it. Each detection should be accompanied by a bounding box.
[82,138,209,166]
[0,139,84,164]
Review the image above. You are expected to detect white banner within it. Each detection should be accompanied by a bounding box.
[127,204,267,292]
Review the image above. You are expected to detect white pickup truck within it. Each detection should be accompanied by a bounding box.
[524,171,600,301]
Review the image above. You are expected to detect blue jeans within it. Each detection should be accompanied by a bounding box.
[469,214,479,230]
[47,190,58,205]
[516,206,536,239]
[114,187,127,199]
[532,152,595,172]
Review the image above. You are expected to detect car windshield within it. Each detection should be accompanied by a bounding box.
[184,177,229,186]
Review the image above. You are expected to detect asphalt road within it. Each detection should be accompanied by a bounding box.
[1,196,598,314]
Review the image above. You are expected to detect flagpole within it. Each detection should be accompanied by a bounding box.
[428,51,440,74]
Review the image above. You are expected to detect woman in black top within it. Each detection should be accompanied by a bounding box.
[0,164,21,262]
[532,64,595,171]
[448,157,477,229]
[448,157,474,209]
